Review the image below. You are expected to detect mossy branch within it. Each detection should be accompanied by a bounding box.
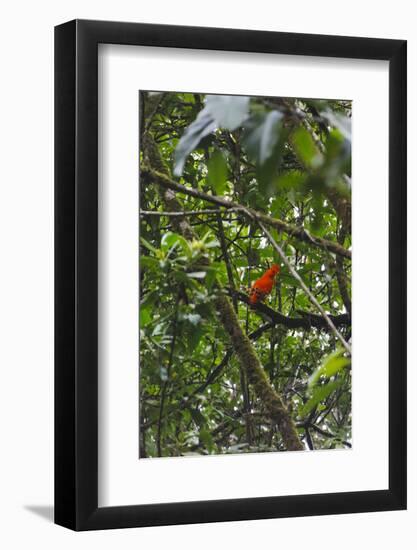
[228,287,350,330]
[214,293,303,451]
[141,166,351,260]
[141,131,303,451]
[256,218,351,354]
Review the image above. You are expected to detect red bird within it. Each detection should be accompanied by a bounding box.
[249,264,280,305]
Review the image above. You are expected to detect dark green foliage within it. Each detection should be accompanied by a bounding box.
[140,91,352,457]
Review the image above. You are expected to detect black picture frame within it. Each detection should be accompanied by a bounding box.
[55,19,407,531]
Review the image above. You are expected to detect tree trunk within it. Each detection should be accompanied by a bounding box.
[141,130,303,451]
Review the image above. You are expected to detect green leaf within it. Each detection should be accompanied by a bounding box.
[173,108,217,176]
[161,232,190,256]
[243,111,283,165]
[300,380,342,416]
[190,408,206,426]
[322,356,351,378]
[206,95,250,131]
[139,306,152,328]
[275,171,307,193]
[140,91,352,457]
[203,264,221,289]
[291,126,323,169]
[323,109,351,142]
[173,96,249,176]
[187,271,207,279]
[140,237,158,255]
[199,427,214,451]
[309,348,351,388]
[140,255,159,270]
[207,149,228,194]
[187,325,204,351]
[172,269,201,290]
[242,111,285,194]
[204,239,220,249]
[140,290,159,308]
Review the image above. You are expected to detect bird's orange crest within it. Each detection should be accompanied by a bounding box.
[269,264,280,276]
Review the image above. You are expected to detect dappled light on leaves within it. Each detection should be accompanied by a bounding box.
[139,91,352,457]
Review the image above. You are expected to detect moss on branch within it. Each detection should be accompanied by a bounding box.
[141,131,303,451]
[215,293,304,451]
[141,166,351,260]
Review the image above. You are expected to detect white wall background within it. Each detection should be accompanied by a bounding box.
[0,1,414,548]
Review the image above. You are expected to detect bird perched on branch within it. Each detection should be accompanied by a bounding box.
[248,264,280,305]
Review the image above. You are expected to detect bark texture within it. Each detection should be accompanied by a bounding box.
[141,130,303,451]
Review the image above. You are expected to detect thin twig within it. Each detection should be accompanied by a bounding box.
[141,167,351,259]
[216,213,238,311]
[216,212,253,444]
[310,424,352,448]
[254,217,351,354]
[227,288,350,331]
[305,427,314,450]
[141,319,288,432]
[140,208,238,217]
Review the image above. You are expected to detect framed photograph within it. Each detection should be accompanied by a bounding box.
[55,19,406,530]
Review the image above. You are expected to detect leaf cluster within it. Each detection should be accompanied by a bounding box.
[139,91,352,457]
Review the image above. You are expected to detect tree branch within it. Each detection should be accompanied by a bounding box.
[142,132,303,451]
[228,288,350,331]
[140,208,241,217]
[286,99,352,232]
[309,423,352,448]
[255,218,352,354]
[214,292,304,450]
[335,227,352,317]
[141,166,351,260]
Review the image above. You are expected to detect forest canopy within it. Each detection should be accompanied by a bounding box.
[139,91,352,457]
